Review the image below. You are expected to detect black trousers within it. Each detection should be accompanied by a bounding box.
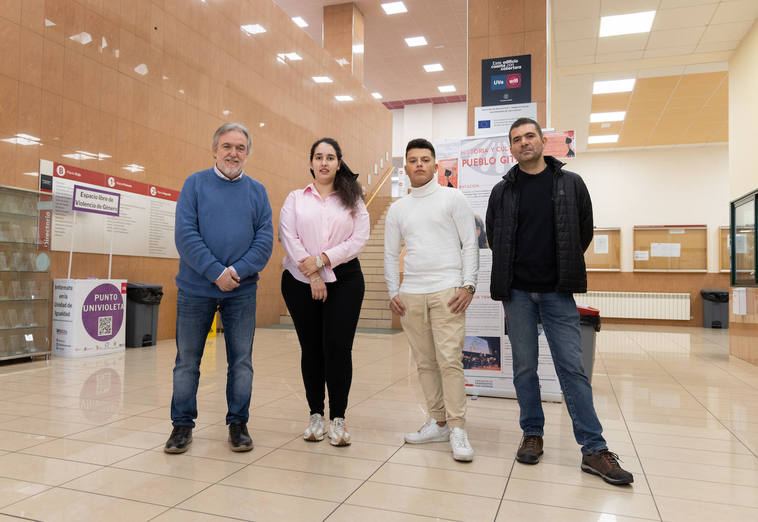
[281,258,364,419]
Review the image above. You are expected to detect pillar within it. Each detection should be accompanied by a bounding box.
[323,3,365,83]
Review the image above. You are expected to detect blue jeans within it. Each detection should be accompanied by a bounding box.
[504,289,606,454]
[171,289,256,427]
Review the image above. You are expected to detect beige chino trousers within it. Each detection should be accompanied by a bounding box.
[400,287,467,429]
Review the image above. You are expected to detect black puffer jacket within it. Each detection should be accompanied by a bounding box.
[485,156,593,301]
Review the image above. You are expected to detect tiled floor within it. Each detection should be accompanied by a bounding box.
[0,324,756,521]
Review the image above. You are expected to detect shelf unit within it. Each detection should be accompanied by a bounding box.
[0,185,51,361]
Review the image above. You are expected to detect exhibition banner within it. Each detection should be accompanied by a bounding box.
[474,103,537,137]
[39,160,179,259]
[481,55,532,106]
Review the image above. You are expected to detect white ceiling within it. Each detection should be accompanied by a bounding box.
[271,0,758,149]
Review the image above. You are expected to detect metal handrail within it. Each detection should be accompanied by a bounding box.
[365,166,396,208]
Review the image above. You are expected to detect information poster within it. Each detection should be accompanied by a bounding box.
[475,103,537,137]
[52,279,127,358]
[481,55,532,106]
[436,131,575,402]
[39,160,179,259]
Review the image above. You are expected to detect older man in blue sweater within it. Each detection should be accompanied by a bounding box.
[165,122,273,454]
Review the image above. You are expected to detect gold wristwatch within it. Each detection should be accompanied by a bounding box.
[463,284,476,294]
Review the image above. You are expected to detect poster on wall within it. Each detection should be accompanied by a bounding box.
[481,55,532,106]
[39,160,179,259]
[474,103,537,137]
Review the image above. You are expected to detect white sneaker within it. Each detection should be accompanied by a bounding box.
[450,427,474,462]
[404,418,450,444]
[328,417,351,446]
[304,413,326,442]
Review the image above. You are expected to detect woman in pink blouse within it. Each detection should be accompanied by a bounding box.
[279,137,370,446]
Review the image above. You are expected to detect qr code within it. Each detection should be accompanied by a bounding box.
[98,316,112,337]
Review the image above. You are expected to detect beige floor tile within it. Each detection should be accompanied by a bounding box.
[656,495,758,522]
[641,457,758,487]
[636,444,758,470]
[327,504,455,521]
[0,477,49,509]
[346,481,500,521]
[31,406,129,426]
[193,423,297,447]
[511,459,649,492]
[503,478,659,519]
[390,446,512,476]
[65,467,210,506]
[370,462,507,498]
[66,425,169,449]
[0,452,101,486]
[2,487,166,521]
[631,430,752,454]
[0,417,94,437]
[647,474,758,508]
[147,436,275,464]
[221,464,362,502]
[150,508,243,521]
[282,437,399,461]
[0,429,49,451]
[495,500,659,521]
[113,451,245,482]
[178,484,337,520]
[20,438,144,465]
[254,448,382,480]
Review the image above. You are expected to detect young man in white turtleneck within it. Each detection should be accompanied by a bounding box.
[384,138,479,462]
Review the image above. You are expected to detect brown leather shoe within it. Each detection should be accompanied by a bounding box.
[516,435,543,464]
[581,449,634,485]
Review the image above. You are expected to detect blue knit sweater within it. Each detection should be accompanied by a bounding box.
[174,168,273,298]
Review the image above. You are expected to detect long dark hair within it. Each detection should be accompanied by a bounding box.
[309,137,363,210]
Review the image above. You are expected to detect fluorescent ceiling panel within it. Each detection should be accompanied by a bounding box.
[587,135,619,144]
[423,63,444,72]
[590,111,626,122]
[292,16,308,28]
[599,11,656,37]
[405,36,428,47]
[592,78,635,94]
[382,2,408,15]
[438,85,456,93]
[335,95,353,101]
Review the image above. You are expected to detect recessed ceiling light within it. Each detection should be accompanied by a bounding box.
[335,95,353,102]
[222,109,231,115]
[438,85,456,93]
[23,171,38,177]
[241,24,266,35]
[123,164,144,173]
[381,2,408,15]
[259,122,265,127]
[336,57,350,66]
[69,32,92,45]
[423,63,444,72]
[592,78,635,94]
[45,18,55,27]
[371,92,383,99]
[277,52,302,61]
[292,16,308,28]
[134,64,148,75]
[352,44,364,54]
[590,111,626,123]
[599,11,656,37]
[312,76,333,83]
[405,36,427,47]
[587,135,619,144]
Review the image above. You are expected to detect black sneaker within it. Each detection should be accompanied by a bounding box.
[516,435,543,464]
[581,449,634,485]
[164,426,193,454]
[229,422,254,452]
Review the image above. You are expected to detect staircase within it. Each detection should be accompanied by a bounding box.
[278,207,394,330]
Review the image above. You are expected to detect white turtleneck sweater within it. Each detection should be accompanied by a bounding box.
[384,176,479,298]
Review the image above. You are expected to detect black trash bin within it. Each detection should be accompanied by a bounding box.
[700,290,729,329]
[578,306,601,383]
[126,282,163,347]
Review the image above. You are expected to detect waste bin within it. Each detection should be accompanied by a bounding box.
[125,282,163,347]
[578,306,601,383]
[700,290,729,329]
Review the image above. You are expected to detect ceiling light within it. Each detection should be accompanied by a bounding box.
[178,89,185,94]
[134,64,148,75]
[123,164,144,173]
[381,2,407,15]
[312,76,333,83]
[277,52,302,61]
[352,44,364,54]
[23,172,38,177]
[16,133,40,142]
[405,36,427,47]
[292,16,308,28]
[592,78,635,94]
[590,111,626,123]
[222,109,231,115]
[1,134,41,146]
[599,11,656,37]
[101,36,108,49]
[259,122,265,127]
[45,18,55,27]
[587,135,619,144]
[69,32,92,45]
[423,63,443,72]
[241,24,266,35]
[438,85,456,93]
[335,95,353,102]
[371,92,383,99]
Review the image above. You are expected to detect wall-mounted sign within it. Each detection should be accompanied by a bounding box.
[481,55,532,106]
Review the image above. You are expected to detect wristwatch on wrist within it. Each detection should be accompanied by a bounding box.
[315,254,324,269]
[463,284,476,294]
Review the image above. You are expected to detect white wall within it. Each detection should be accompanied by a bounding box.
[392,102,468,156]
[565,145,730,272]
[729,20,758,200]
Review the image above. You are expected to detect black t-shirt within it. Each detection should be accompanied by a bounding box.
[511,165,557,292]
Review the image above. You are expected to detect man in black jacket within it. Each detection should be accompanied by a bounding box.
[486,118,633,486]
